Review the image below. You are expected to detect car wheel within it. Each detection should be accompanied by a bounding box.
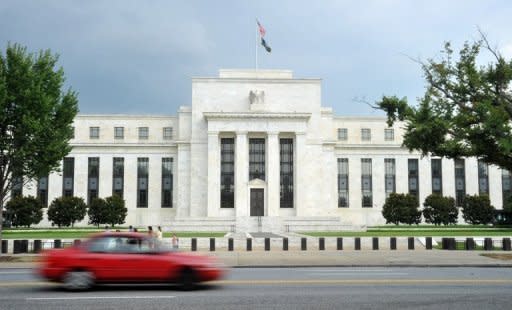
[62,270,94,291]
[179,268,197,291]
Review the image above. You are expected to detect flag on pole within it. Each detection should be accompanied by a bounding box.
[256,19,271,53]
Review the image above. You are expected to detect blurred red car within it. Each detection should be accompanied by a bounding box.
[37,232,225,290]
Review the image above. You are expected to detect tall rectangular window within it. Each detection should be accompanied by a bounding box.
[138,127,149,139]
[384,128,394,141]
[455,159,466,207]
[337,158,349,207]
[89,127,99,139]
[361,128,371,141]
[361,158,372,207]
[71,126,75,139]
[162,158,173,208]
[502,170,512,208]
[280,138,294,208]
[87,157,99,205]
[384,158,396,198]
[220,138,235,208]
[338,128,347,141]
[478,160,489,195]
[114,127,124,139]
[408,159,419,198]
[137,158,149,207]
[112,157,124,198]
[249,138,265,180]
[431,158,443,195]
[37,175,49,207]
[62,157,74,197]
[163,127,173,140]
[11,174,23,198]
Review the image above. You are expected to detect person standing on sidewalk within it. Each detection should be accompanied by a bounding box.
[172,233,179,249]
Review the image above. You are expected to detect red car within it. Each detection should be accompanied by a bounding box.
[37,232,225,290]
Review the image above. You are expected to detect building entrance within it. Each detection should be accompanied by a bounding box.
[250,188,264,216]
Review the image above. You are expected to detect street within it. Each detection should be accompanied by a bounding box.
[0,267,511,309]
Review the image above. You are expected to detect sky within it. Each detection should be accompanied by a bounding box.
[1,0,511,116]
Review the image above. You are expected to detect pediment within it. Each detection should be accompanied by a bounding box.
[248,178,266,186]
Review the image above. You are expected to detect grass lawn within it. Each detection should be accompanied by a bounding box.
[2,230,226,239]
[302,230,512,237]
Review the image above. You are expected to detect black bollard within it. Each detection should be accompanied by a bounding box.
[283,238,288,251]
[502,238,511,251]
[247,238,252,251]
[354,237,361,250]
[209,238,215,251]
[191,238,197,251]
[54,239,62,249]
[466,238,475,251]
[13,240,21,254]
[301,238,307,251]
[33,240,42,253]
[73,239,81,246]
[372,237,379,250]
[265,238,270,251]
[484,238,493,251]
[319,238,325,251]
[408,237,414,250]
[337,237,343,250]
[1,240,7,254]
[228,238,234,251]
[425,237,432,250]
[390,237,397,250]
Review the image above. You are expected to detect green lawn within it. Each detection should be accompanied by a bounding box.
[302,230,512,237]
[2,230,226,239]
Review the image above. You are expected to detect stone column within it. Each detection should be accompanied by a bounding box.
[235,132,249,216]
[267,132,280,216]
[207,131,220,216]
[294,132,306,216]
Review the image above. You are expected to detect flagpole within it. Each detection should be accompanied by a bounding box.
[255,19,258,70]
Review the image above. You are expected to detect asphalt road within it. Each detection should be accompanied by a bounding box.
[1,267,511,309]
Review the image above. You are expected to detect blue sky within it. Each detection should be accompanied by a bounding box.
[1,0,511,116]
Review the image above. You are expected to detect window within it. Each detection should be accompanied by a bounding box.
[220,138,235,208]
[502,170,511,209]
[114,127,124,139]
[455,159,466,207]
[384,128,394,141]
[408,159,419,198]
[62,157,74,197]
[249,138,265,180]
[431,159,443,195]
[162,158,173,208]
[384,158,396,198]
[11,173,23,198]
[337,158,349,207]
[361,158,372,207]
[89,127,100,139]
[138,127,149,139]
[361,128,371,141]
[338,128,348,141]
[71,126,75,139]
[37,175,49,207]
[280,139,294,208]
[478,160,489,195]
[88,158,99,205]
[137,158,149,207]
[163,127,173,140]
[112,157,124,198]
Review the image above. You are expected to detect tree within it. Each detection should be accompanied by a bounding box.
[375,30,512,171]
[105,195,127,228]
[47,196,87,228]
[87,197,108,228]
[461,194,495,225]
[0,44,78,246]
[422,194,458,226]
[382,193,421,225]
[4,196,43,227]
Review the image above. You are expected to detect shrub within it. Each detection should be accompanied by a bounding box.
[47,196,87,227]
[382,193,421,225]
[461,194,495,225]
[5,196,43,227]
[87,195,127,228]
[88,197,108,227]
[422,194,458,225]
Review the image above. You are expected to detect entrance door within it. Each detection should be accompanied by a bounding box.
[250,189,264,216]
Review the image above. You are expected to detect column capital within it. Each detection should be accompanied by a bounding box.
[236,131,248,136]
[207,130,219,136]
[267,131,279,136]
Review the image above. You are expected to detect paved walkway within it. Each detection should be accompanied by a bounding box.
[1,250,511,268]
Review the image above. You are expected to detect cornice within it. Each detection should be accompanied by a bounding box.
[203,112,311,120]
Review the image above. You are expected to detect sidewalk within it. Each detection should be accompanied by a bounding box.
[1,250,511,268]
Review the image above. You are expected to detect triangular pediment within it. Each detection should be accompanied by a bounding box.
[248,178,266,186]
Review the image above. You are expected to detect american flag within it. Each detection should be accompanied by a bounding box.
[257,20,266,37]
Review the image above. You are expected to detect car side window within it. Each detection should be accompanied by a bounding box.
[88,237,116,253]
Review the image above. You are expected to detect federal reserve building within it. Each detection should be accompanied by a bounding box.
[15,69,509,232]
